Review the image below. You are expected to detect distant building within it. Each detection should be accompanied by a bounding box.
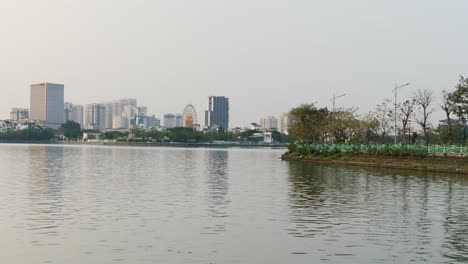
[10,108,29,121]
[30,82,65,128]
[137,106,148,117]
[438,118,464,126]
[112,98,137,129]
[175,114,183,127]
[102,102,113,129]
[260,116,279,131]
[163,114,176,128]
[64,102,84,128]
[136,115,161,129]
[85,103,106,130]
[279,112,291,135]
[204,96,229,130]
[250,123,262,130]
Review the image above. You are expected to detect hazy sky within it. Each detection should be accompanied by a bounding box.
[1,0,467,127]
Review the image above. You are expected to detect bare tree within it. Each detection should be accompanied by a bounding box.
[414,89,435,146]
[441,90,455,145]
[398,99,416,145]
[373,99,392,144]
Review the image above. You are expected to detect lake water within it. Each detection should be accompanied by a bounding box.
[1,144,467,264]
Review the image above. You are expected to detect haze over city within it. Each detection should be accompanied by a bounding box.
[1,0,468,126]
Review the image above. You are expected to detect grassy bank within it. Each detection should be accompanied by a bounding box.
[282,145,468,174]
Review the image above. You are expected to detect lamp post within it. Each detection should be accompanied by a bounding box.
[331,94,346,112]
[392,83,410,145]
[330,94,346,144]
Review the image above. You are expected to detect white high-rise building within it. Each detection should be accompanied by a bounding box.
[175,114,183,127]
[123,105,137,129]
[260,116,279,131]
[112,98,137,129]
[10,108,29,121]
[64,102,84,128]
[72,104,84,128]
[102,102,113,129]
[279,112,291,135]
[85,104,106,130]
[30,83,65,128]
[163,114,176,128]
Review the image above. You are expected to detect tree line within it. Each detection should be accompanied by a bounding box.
[289,76,468,146]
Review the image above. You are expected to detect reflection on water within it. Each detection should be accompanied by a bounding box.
[287,161,468,263]
[27,146,65,246]
[1,144,468,264]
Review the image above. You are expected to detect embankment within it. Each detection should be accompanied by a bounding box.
[282,152,468,174]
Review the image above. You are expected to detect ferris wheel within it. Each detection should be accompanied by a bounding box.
[183,104,197,128]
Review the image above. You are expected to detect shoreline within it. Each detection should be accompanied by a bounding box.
[0,140,287,149]
[282,153,468,175]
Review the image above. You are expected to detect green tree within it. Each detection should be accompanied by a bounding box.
[289,104,330,144]
[61,121,83,140]
[448,76,468,145]
[440,90,455,145]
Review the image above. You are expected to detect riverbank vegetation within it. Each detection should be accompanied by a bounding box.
[0,127,55,141]
[288,76,467,147]
[284,76,468,173]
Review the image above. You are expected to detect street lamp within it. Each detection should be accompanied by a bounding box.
[331,94,346,112]
[392,83,410,145]
[330,94,346,144]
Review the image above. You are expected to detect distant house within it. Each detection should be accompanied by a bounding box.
[438,118,463,127]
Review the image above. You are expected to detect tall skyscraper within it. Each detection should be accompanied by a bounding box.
[204,96,229,130]
[30,83,65,128]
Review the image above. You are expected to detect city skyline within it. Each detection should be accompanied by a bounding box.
[1,1,467,127]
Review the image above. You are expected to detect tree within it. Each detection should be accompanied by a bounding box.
[289,104,330,144]
[362,112,380,144]
[329,108,364,144]
[448,76,468,145]
[61,121,83,140]
[398,99,416,145]
[441,90,455,144]
[373,99,392,144]
[414,88,435,146]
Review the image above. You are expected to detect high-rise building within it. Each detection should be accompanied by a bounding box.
[136,115,161,129]
[71,104,84,128]
[85,104,106,130]
[112,98,137,129]
[175,114,183,127]
[101,102,113,129]
[279,112,291,135]
[204,96,229,130]
[64,102,84,128]
[10,108,29,121]
[163,114,176,128]
[64,102,73,122]
[260,116,279,131]
[30,83,65,128]
[137,106,148,117]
